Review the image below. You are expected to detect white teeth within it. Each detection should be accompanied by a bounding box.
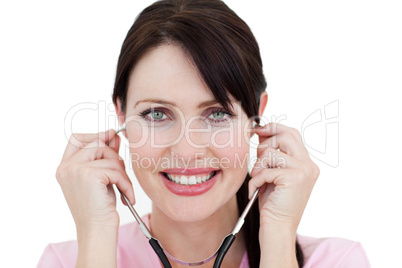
[165,171,216,185]
[188,176,196,185]
[180,176,188,185]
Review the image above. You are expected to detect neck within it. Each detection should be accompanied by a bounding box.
[150,195,246,268]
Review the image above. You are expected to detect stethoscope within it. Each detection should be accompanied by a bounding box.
[118,188,260,268]
[113,127,260,268]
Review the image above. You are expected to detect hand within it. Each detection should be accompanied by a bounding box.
[249,123,320,232]
[55,129,135,231]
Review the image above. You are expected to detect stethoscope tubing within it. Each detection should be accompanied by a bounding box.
[119,187,259,268]
[149,238,172,268]
[147,234,236,268]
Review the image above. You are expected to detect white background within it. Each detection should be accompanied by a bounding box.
[1,0,401,267]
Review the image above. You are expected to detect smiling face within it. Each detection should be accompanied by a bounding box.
[119,44,253,222]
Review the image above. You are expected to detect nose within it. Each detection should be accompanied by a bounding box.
[168,116,211,161]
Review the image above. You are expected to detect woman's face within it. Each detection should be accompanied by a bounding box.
[122,44,253,222]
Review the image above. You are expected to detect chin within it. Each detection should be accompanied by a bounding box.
[154,194,221,223]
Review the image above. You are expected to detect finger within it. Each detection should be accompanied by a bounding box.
[72,140,121,162]
[251,147,299,177]
[107,134,121,155]
[257,132,308,159]
[255,123,303,144]
[62,129,117,161]
[121,195,128,206]
[86,158,126,171]
[93,167,135,205]
[248,168,285,199]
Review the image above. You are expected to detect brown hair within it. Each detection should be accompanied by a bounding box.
[112,0,303,267]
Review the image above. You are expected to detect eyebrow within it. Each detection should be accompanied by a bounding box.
[134,98,219,109]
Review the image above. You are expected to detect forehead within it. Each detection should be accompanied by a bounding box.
[127,44,214,104]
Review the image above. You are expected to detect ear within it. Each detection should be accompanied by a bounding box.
[258,91,268,118]
[249,91,268,138]
[114,98,127,138]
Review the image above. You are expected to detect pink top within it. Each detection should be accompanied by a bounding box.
[38,215,370,267]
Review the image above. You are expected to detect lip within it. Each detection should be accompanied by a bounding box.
[160,169,220,196]
[161,168,220,175]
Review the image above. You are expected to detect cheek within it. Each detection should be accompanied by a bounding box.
[126,121,183,148]
[210,122,246,148]
[129,149,160,174]
[125,125,163,174]
[213,126,250,170]
[210,127,233,148]
[151,126,184,147]
[223,145,249,171]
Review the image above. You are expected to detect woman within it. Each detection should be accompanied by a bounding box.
[39,0,370,267]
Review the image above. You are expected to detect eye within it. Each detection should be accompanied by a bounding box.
[150,110,166,120]
[140,108,170,122]
[206,108,235,124]
[209,111,227,120]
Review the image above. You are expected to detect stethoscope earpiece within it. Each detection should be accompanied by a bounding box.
[116,123,127,139]
[252,119,261,129]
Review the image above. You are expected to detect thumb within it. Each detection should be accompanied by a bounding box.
[107,134,121,155]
